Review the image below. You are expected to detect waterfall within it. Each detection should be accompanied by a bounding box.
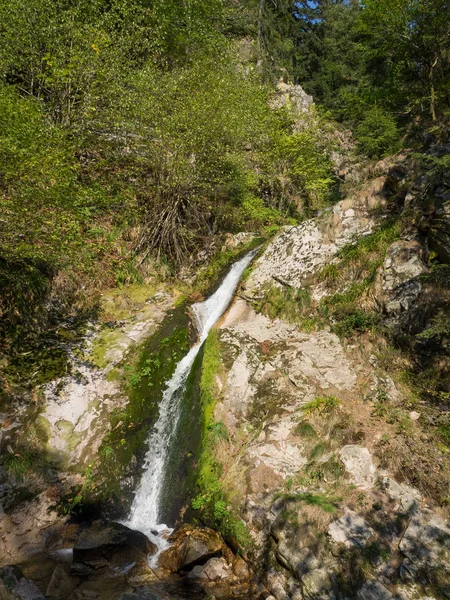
[124,249,258,554]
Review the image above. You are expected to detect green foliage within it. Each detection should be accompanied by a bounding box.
[302,395,340,416]
[294,421,318,439]
[355,108,399,159]
[254,284,317,331]
[282,492,341,513]
[3,452,35,481]
[291,0,450,153]
[96,311,190,496]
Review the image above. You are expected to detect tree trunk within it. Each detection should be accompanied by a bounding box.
[429,56,438,122]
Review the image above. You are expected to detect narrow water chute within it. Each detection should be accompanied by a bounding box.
[124,249,258,552]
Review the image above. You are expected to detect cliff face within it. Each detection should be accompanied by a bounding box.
[208,159,450,599]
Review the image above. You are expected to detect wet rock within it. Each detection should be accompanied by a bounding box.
[45,565,78,598]
[120,592,164,600]
[71,520,155,577]
[126,560,159,587]
[0,580,15,600]
[357,580,394,600]
[158,525,223,573]
[339,446,376,490]
[0,566,44,600]
[328,510,373,548]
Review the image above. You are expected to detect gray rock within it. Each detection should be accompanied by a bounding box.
[376,240,428,322]
[71,520,153,577]
[399,509,450,571]
[378,475,421,513]
[328,510,373,548]
[357,580,394,600]
[244,190,379,298]
[120,593,163,600]
[271,81,314,114]
[188,557,230,581]
[301,568,336,600]
[339,446,376,490]
[276,538,320,578]
[0,566,44,600]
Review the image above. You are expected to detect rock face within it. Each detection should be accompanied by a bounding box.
[376,239,428,323]
[271,81,314,115]
[244,186,383,298]
[41,291,174,469]
[209,164,450,600]
[71,521,155,577]
[399,509,450,585]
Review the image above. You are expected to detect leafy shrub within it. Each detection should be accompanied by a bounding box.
[356,107,399,159]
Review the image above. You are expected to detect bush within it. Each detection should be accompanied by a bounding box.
[356,107,399,159]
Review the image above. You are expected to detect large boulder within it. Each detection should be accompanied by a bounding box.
[243,190,380,299]
[188,557,231,582]
[158,525,224,572]
[45,566,78,599]
[71,520,156,577]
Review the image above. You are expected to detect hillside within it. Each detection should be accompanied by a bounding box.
[0,1,449,599]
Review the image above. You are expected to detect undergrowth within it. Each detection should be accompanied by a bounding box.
[192,329,252,549]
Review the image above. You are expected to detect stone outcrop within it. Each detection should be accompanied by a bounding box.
[244,182,384,298]
[339,446,376,490]
[158,525,224,572]
[71,521,155,577]
[375,239,429,323]
[328,510,373,548]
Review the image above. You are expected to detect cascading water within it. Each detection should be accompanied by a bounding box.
[124,249,258,557]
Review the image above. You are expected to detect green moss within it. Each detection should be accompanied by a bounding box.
[88,328,124,369]
[34,416,51,444]
[294,421,318,439]
[95,306,190,498]
[100,284,157,321]
[192,329,252,549]
[276,491,341,513]
[337,220,400,266]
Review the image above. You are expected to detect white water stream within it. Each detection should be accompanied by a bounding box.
[124,249,258,557]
